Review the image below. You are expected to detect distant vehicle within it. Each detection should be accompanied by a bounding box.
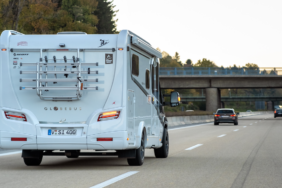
[214,108,239,125]
[274,105,282,110]
[246,110,252,112]
[274,109,282,118]
[0,30,180,166]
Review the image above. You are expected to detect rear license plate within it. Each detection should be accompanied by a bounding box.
[48,129,77,136]
[222,116,229,118]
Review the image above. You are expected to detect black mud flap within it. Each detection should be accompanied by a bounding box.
[117,150,136,159]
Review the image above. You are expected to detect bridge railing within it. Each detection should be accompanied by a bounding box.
[160,67,282,76]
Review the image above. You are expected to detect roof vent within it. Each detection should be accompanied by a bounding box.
[57,31,87,35]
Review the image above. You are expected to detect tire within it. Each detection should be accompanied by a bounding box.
[23,155,43,166]
[127,130,145,166]
[154,128,169,158]
[234,122,238,125]
[274,116,276,118]
[214,122,219,125]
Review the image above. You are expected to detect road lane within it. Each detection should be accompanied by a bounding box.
[0,114,280,188]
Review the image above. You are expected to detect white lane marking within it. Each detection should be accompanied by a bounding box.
[234,129,239,131]
[169,123,212,131]
[243,126,247,128]
[218,134,226,138]
[90,171,139,188]
[0,151,21,157]
[185,144,203,150]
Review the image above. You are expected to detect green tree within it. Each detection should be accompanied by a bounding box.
[160,51,182,67]
[244,63,259,69]
[173,52,182,66]
[185,59,193,66]
[94,0,118,34]
[194,58,217,67]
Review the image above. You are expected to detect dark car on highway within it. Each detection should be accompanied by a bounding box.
[274,109,282,118]
[214,108,238,125]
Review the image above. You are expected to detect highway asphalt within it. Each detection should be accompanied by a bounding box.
[0,114,281,188]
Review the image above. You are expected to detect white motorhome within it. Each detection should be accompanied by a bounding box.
[0,30,179,166]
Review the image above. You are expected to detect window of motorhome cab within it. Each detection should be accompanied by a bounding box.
[146,70,150,89]
[132,54,139,76]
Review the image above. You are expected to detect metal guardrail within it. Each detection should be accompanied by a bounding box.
[180,96,282,102]
[160,67,282,76]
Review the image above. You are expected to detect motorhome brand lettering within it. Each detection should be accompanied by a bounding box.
[44,107,81,110]
[105,54,113,64]
[13,53,28,56]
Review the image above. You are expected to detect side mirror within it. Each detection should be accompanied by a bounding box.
[236,112,240,115]
[170,91,180,107]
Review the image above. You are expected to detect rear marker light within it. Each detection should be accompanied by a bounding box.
[98,111,120,121]
[11,138,27,141]
[230,114,236,117]
[1,48,7,51]
[97,138,113,141]
[4,111,27,121]
[118,48,123,51]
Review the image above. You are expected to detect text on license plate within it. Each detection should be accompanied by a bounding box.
[48,129,77,136]
[222,116,229,118]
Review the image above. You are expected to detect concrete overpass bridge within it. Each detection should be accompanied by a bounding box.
[160,67,282,111]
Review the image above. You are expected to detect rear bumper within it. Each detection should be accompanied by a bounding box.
[275,114,282,117]
[0,130,132,150]
[214,118,237,123]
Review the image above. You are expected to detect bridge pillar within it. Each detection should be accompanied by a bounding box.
[206,88,221,112]
[267,101,273,111]
[221,101,225,108]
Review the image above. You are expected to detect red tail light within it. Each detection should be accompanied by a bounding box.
[98,111,120,121]
[4,111,27,121]
[274,110,276,113]
[230,114,236,117]
[214,114,220,117]
[11,138,27,141]
[97,138,113,141]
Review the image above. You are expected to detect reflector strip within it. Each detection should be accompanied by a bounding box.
[1,48,7,51]
[56,49,69,51]
[11,138,27,141]
[97,138,113,141]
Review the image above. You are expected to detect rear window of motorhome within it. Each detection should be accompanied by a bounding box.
[132,54,139,76]
[146,70,150,89]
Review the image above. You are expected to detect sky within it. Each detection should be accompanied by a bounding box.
[114,0,282,67]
